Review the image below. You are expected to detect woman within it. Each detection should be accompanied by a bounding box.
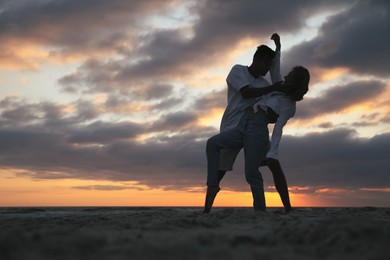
[256,65,310,212]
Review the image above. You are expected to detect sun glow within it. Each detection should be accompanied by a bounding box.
[320,67,350,81]
[1,168,315,207]
[197,108,224,128]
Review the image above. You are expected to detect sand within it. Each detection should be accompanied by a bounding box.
[1,207,389,260]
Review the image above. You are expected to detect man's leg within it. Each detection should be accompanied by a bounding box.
[243,113,269,212]
[204,129,242,213]
[218,170,226,184]
[267,159,292,212]
[206,129,242,186]
[217,147,241,185]
[203,186,220,213]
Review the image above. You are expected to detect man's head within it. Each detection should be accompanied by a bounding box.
[250,45,276,77]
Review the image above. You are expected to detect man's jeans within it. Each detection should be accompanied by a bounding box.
[206,109,269,211]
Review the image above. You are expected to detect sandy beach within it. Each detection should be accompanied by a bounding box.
[1,207,389,260]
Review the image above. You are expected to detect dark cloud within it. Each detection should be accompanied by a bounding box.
[276,129,390,189]
[296,80,387,119]
[192,0,340,40]
[3,0,386,84]
[0,98,70,128]
[284,0,390,77]
[0,104,40,124]
[0,101,388,193]
[0,0,178,52]
[151,111,199,131]
[318,122,334,129]
[150,97,184,111]
[0,98,102,131]
[194,89,226,112]
[68,121,145,144]
[73,100,100,121]
[58,0,353,92]
[222,128,390,199]
[144,0,349,75]
[136,83,174,100]
[58,58,122,93]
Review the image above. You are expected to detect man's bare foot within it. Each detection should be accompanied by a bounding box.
[203,186,221,214]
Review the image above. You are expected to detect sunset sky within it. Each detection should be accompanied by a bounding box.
[1,0,389,207]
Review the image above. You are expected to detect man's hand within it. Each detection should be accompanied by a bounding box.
[281,82,298,95]
[271,33,281,52]
[267,107,279,123]
[260,157,280,166]
[266,157,279,165]
[273,81,297,94]
[272,81,285,92]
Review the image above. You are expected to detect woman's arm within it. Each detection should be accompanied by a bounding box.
[267,117,286,160]
[270,33,283,84]
[267,104,295,159]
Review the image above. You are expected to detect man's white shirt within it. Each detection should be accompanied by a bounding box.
[220,51,282,132]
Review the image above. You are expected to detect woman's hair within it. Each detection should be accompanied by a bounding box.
[288,66,310,101]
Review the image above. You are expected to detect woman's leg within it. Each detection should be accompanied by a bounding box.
[267,158,292,212]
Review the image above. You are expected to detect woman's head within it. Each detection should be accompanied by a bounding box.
[284,66,310,101]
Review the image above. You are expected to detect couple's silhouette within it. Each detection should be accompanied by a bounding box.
[204,33,310,213]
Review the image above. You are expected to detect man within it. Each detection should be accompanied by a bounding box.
[215,34,295,213]
[204,34,284,213]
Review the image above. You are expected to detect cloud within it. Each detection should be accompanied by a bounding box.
[0,0,179,49]
[283,0,390,77]
[296,80,387,119]
[151,111,198,131]
[1,97,388,193]
[150,97,184,111]
[135,83,174,100]
[0,0,182,70]
[0,103,40,124]
[194,89,226,112]
[68,121,145,144]
[224,128,390,195]
[0,97,101,128]
[58,0,354,93]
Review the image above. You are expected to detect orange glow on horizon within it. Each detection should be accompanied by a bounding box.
[1,169,388,207]
[0,169,299,207]
[360,188,390,192]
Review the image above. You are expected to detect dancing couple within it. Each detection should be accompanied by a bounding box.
[204,33,310,213]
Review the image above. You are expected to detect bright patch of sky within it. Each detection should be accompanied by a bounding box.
[0,63,80,104]
[145,1,198,35]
